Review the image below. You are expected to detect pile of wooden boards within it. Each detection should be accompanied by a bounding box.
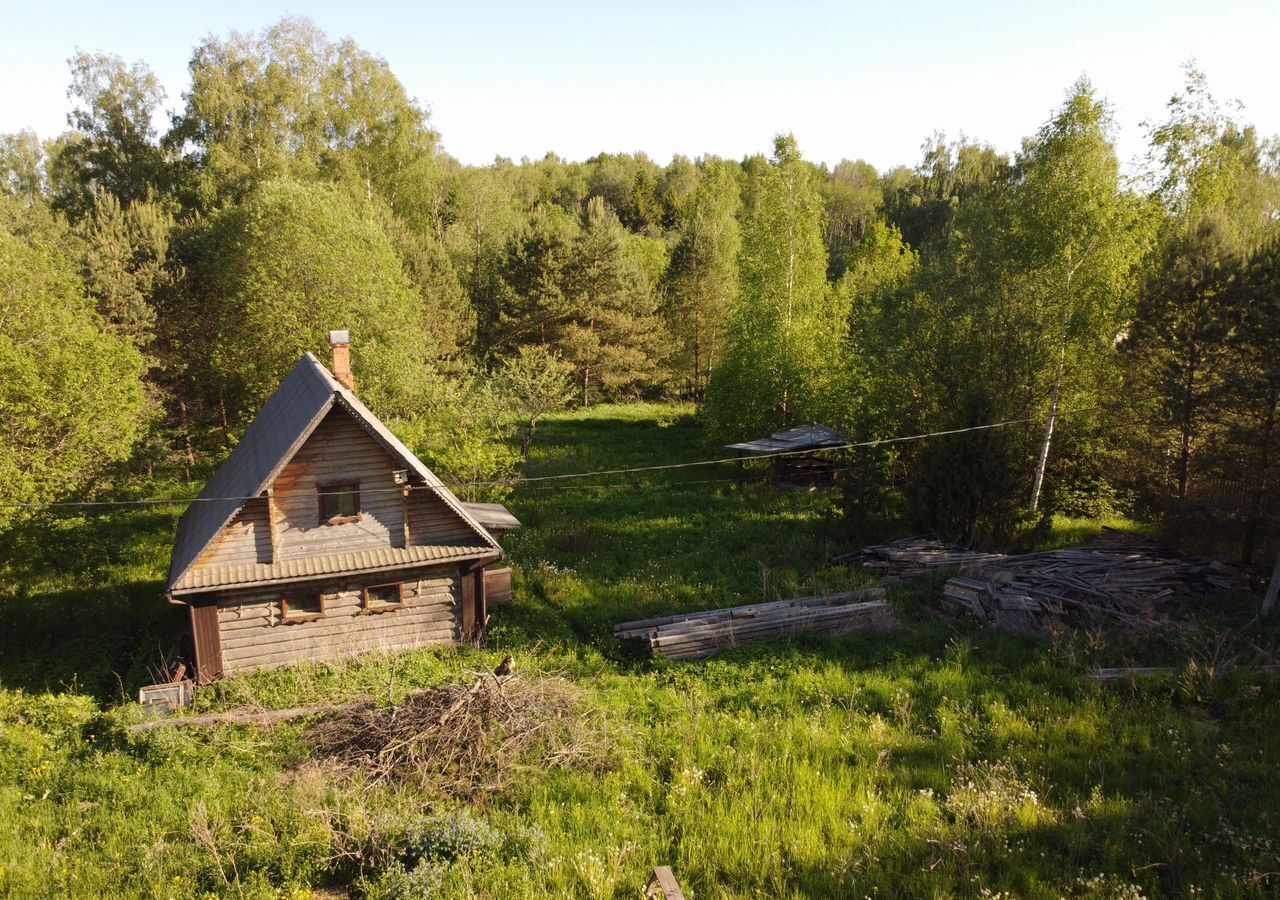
[940,530,1249,631]
[615,589,893,661]
[838,537,1007,581]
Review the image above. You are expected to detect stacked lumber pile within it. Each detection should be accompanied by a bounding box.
[841,537,1007,581]
[615,589,893,661]
[940,530,1248,630]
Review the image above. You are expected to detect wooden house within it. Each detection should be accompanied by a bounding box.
[166,332,514,684]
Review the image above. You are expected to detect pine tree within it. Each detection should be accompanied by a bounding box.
[663,158,740,401]
[555,197,664,406]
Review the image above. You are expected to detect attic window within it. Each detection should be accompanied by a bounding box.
[363,582,404,613]
[281,592,324,623]
[319,481,360,525]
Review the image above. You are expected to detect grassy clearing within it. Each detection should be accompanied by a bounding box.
[1,403,1278,898]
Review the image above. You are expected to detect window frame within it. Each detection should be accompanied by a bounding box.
[317,480,361,526]
[362,581,405,614]
[280,591,325,624]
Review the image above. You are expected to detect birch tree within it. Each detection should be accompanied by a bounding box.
[705,135,840,440]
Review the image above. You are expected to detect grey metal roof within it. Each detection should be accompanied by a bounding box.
[463,502,522,532]
[167,352,499,593]
[171,542,497,593]
[724,423,851,455]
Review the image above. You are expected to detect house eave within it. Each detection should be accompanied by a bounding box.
[168,550,503,598]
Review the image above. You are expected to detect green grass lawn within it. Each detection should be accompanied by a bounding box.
[1,403,1278,899]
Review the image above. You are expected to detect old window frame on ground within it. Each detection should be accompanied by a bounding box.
[280,591,325,623]
[363,581,404,614]
[318,480,361,525]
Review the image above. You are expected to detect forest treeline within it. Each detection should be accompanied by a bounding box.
[1,17,1277,559]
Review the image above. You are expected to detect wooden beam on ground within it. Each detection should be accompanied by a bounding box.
[1083,664,1280,685]
[645,866,686,900]
[128,702,348,733]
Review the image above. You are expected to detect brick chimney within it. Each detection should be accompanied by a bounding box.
[328,329,354,391]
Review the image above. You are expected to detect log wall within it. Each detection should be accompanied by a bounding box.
[192,496,272,568]
[271,409,407,560]
[213,566,463,674]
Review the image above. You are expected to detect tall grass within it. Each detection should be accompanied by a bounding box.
[0,403,1277,898]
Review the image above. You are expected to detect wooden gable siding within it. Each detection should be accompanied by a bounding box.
[271,409,407,560]
[191,497,272,569]
[214,568,462,674]
[406,490,476,546]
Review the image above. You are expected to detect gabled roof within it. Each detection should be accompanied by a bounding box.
[724,423,850,456]
[167,353,499,594]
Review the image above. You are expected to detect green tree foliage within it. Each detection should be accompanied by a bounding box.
[492,345,575,456]
[51,52,168,220]
[163,179,432,425]
[0,131,47,202]
[881,135,1008,252]
[823,159,882,279]
[1226,237,1280,563]
[494,203,580,353]
[169,17,441,215]
[705,135,841,440]
[76,191,173,347]
[997,80,1148,512]
[556,197,665,405]
[1124,68,1280,541]
[663,158,741,400]
[0,197,149,518]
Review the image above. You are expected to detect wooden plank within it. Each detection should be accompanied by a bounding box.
[461,565,477,642]
[615,589,886,638]
[645,867,686,900]
[484,567,514,607]
[190,597,224,684]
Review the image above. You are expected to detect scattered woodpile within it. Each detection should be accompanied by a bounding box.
[837,537,1007,581]
[615,589,894,660]
[307,669,602,798]
[940,530,1250,631]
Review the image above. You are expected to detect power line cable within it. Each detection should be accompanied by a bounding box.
[0,395,1151,512]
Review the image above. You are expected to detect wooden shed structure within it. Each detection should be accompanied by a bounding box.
[166,333,516,683]
[724,423,850,484]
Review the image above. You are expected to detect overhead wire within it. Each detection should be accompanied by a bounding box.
[0,394,1150,512]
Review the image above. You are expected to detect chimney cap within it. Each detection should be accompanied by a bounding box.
[328,329,351,346]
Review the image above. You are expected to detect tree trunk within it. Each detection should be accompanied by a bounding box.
[1241,385,1277,565]
[1030,338,1067,515]
[521,417,537,458]
[1176,354,1198,502]
[179,400,195,483]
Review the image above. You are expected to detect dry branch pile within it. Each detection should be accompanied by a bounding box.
[940,530,1249,631]
[839,537,1007,581]
[307,672,601,798]
[615,589,894,660]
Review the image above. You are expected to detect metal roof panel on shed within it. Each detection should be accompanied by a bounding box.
[724,423,850,455]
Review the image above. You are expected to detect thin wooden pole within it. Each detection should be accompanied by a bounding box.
[1262,555,1280,620]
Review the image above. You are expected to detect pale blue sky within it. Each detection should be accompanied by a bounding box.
[2,0,1276,172]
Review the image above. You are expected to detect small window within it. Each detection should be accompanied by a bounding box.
[318,481,360,525]
[281,592,324,623]
[363,582,404,613]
